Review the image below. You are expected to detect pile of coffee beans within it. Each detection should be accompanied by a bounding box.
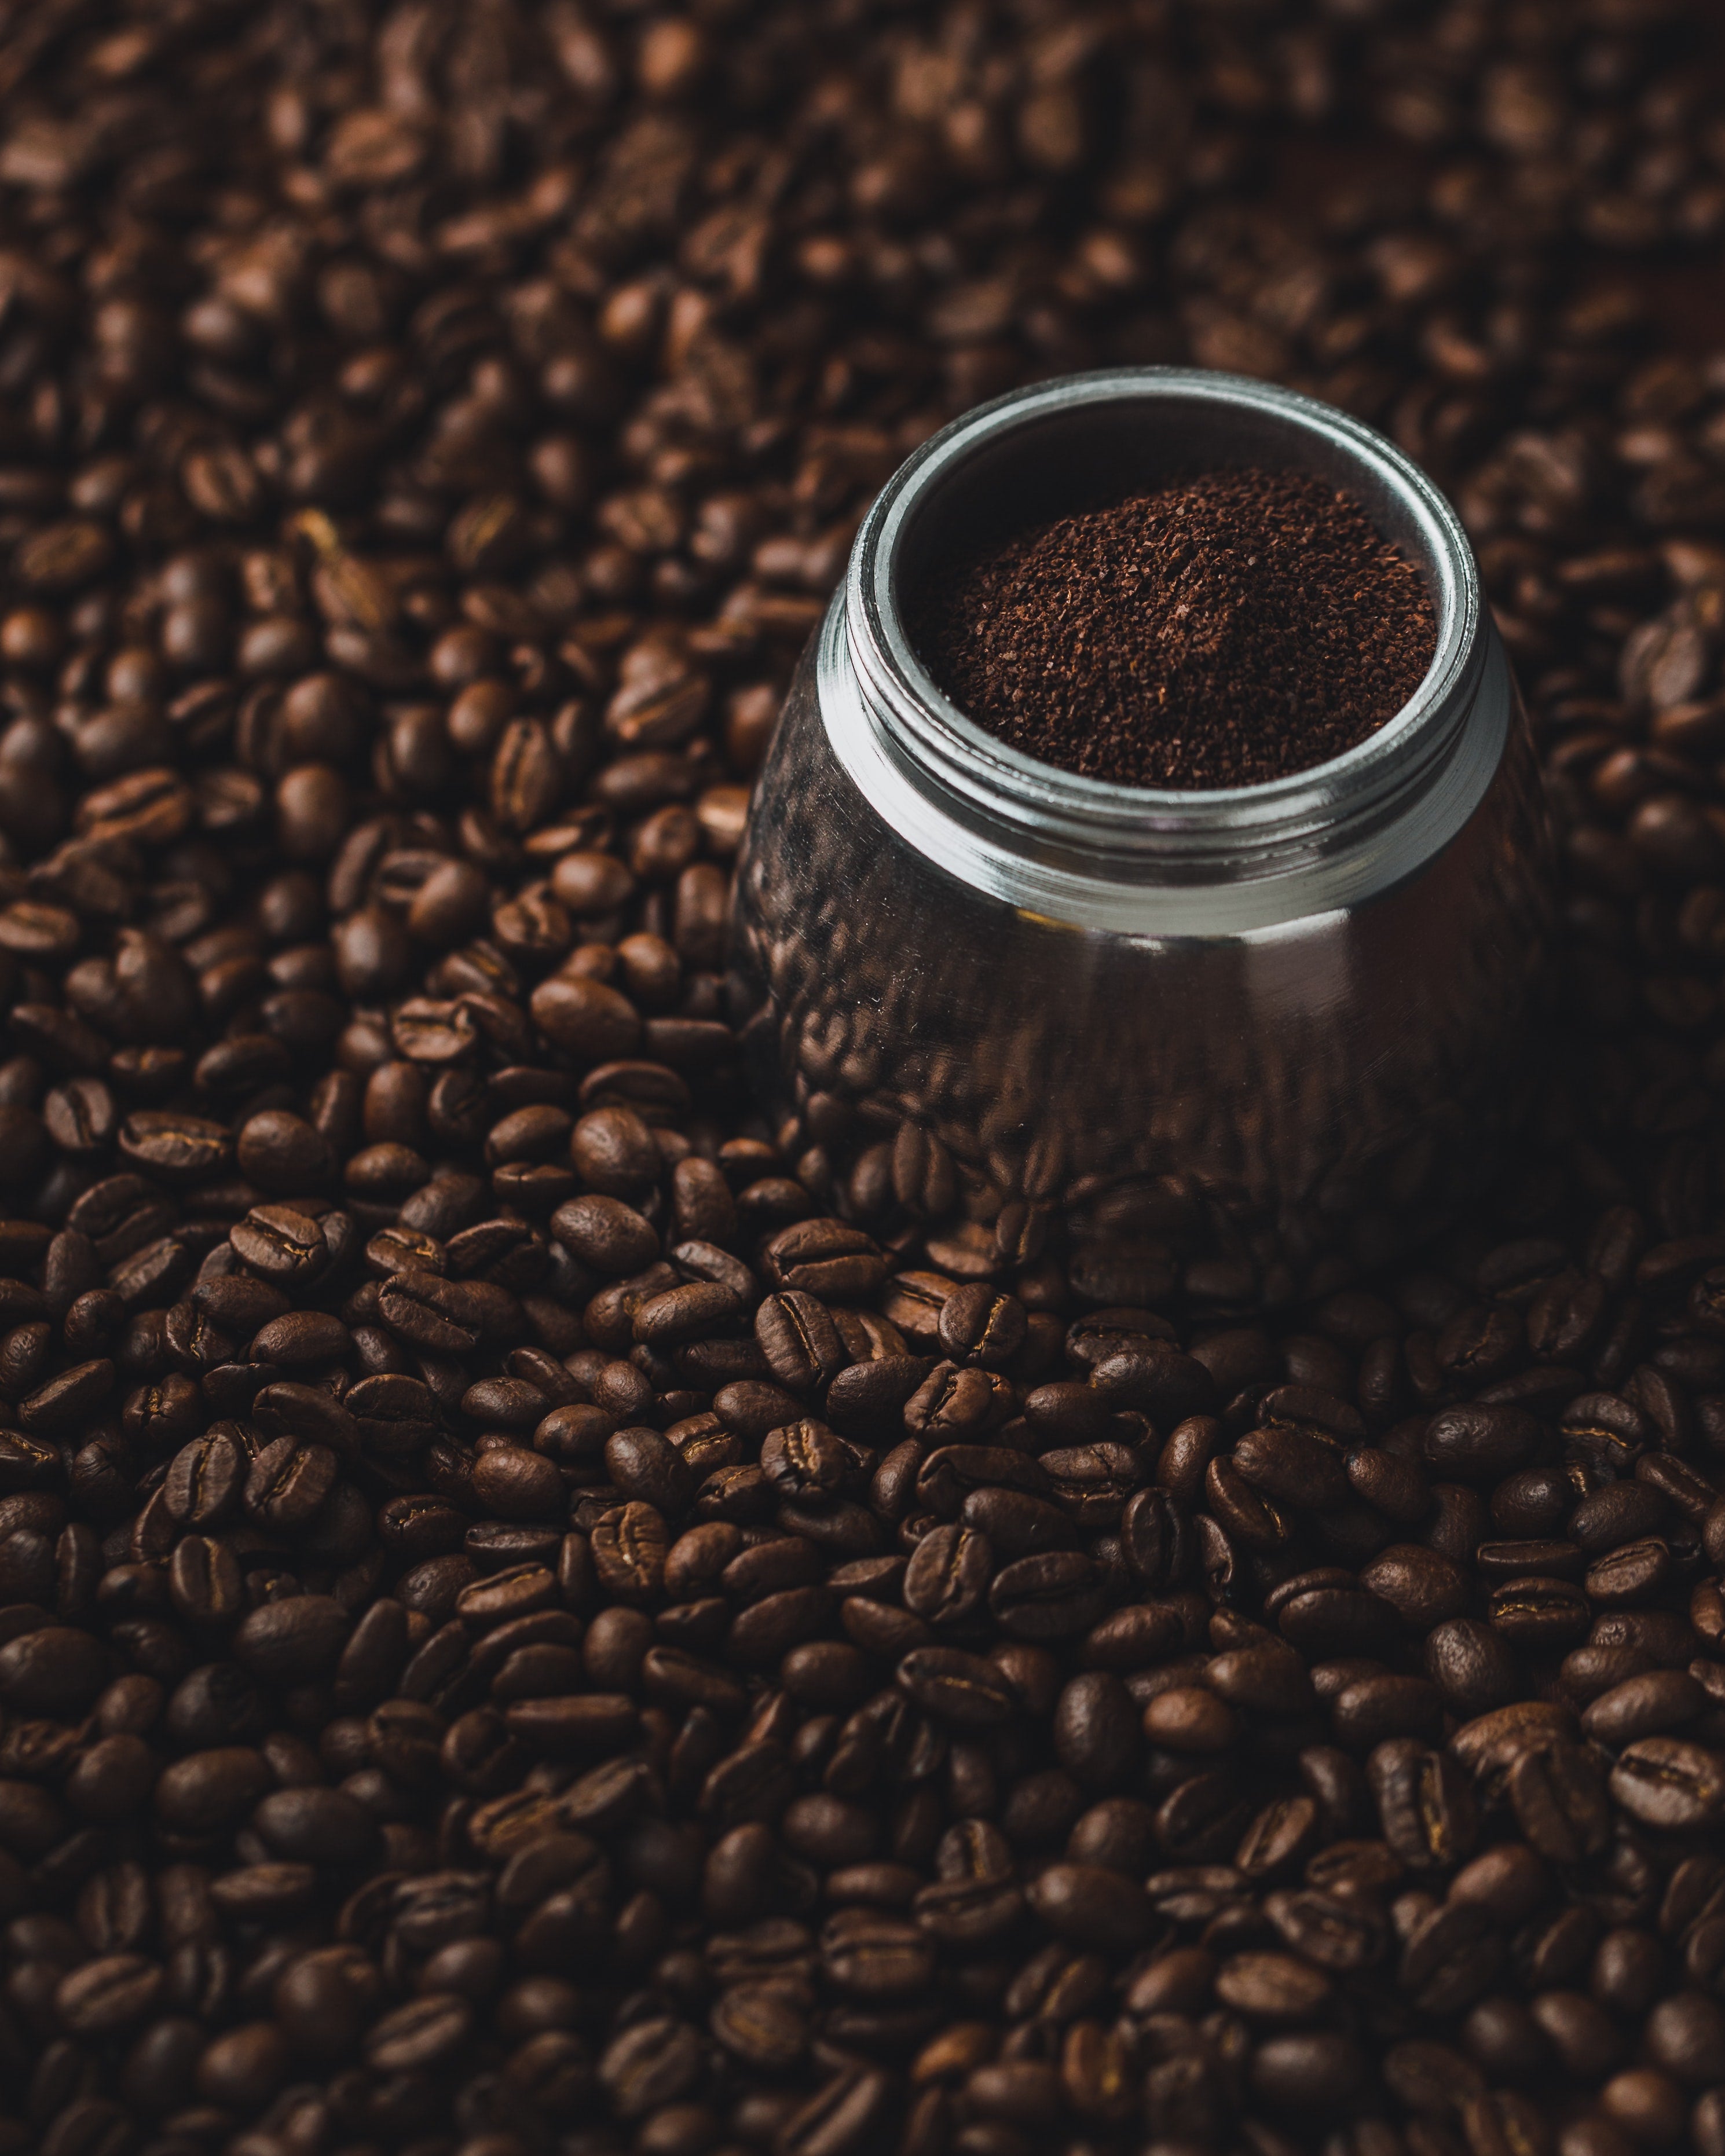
[907,468,1437,788]
[1,6,1725,2156]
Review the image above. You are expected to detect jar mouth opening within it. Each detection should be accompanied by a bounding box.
[847,369,1484,877]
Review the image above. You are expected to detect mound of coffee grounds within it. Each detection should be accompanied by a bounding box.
[910,466,1439,788]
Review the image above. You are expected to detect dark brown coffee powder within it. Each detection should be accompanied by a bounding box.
[910,466,1439,788]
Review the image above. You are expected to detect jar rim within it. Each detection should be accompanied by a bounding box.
[841,367,1492,895]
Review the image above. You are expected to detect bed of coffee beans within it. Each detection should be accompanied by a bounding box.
[906,468,1437,789]
[1,6,1725,2156]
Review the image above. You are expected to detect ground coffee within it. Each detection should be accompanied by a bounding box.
[911,467,1438,787]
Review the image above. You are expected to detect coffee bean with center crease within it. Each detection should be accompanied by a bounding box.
[755,1290,848,1396]
[989,1551,1105,1641]
[163,1431,245,1528]
[761,1420,857,1504]
[1233,1424,1352,1512]
[229,1206,328,1282]
[1586,1537,1673,1605]
[378,1272,517,1354]
[20,1356,113,1432]
[1368,1739,1477,1871]
[764,1221,888,1302]
[119,1113,231,1182]
[897,1648,1017,1728]
[633,1278,740,1345]
[1610,1739,1725,1831]
[243,1438,338,1531]
[903,1522,992,1626]
[1489,1575,1592,1648]
[168,1535,246,1625]
[1561,1394,1652,1479]
[938,1283,1027,1368]
[1572,1480,1667,1552]
[1510,1740,1613,1862]
[906,1366,1015,1444]
[1235,1794,1321,1880]
[591,1504,668,1603]
[57,1955,164,2038]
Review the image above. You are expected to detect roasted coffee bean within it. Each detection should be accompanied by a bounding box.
[1610,1739,1725,1831]
[1360,1543,1468,1629]
[1425,1405,1541,1482]
[168,1535,245,1625]
[1248,2030,1365,2110]
[761,1420,855,1504]
[590,1504,668,1603]
[1054,1672,1138,1794]
[1207,1641,1312,1715]
[827,1356,935,1441]
[1645,1990,1725,2084]
[244,1438,338,1531]
[906,1366,1015,1445]
[1583,1670,1705,1747]
[1562,1394,1653,1478]
[1089,1341,1214,1421]
[1510,1741,1613,1864]
[1587,1537,1673,1606]
[938,1283,1027,1367]
[232,1597,349,1685]
[1144,1683,1238,1753]
[603,1427,693,1514]
[0,1626,107,1714]
[163,1431,245,1530]
[988,1552,1104,1641]
[1234,1423,1350,1511]
[230,1205,327,1284]
[1369,1740,1477,1871]
[903,1523,991,1627]
[1490,1575,1592,1648]
[1027,1862,1153,1951]
[897,1648,1017,1728]
[473,1442,568,1522]
[1573,1481,1667,1552]
[1426,1618,1521,1715]
[1333,1672,1444,1748]
[754,1289,847,1398]
[1235,1794,1321,1880]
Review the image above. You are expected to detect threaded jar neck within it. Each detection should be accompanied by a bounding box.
[832,369,1500,934]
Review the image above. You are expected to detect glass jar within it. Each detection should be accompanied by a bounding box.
[730,369,1556,1296]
